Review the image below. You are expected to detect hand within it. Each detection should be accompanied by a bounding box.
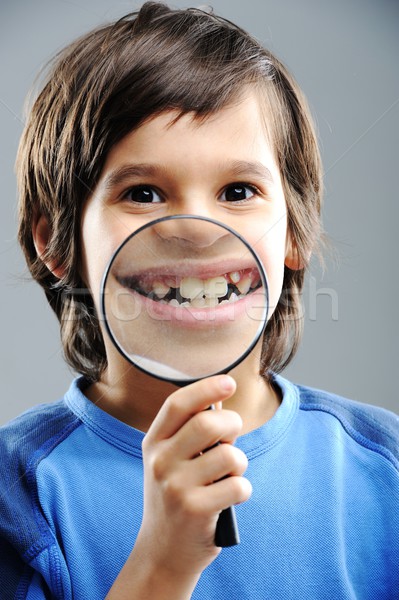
[106,375,251,600]
[138,375,251,575]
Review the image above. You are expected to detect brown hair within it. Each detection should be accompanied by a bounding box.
[17,1,323,381]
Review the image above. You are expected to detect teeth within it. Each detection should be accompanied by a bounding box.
[144,269,256,307]
[152,281,170,299]
[203,276,228,298]
[236,274,252,295]
[203,296,219,308]
[179,276,228,300]
[191,296,219,308]
[180,277,204,300]
[190,297,207,308]
[229,271,241,284]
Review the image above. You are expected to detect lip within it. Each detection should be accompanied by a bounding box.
[114,258,259,289]
[114,258,259,286]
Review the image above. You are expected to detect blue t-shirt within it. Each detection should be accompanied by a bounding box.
[0,375,398,599]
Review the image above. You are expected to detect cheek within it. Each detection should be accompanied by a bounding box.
[266,263,285,317]
[251,221,287,317]
[79,208,124,302]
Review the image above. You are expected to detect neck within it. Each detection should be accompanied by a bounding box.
[85,346,281,434]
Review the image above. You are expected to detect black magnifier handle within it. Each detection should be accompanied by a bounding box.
[215,504,240,547]
[209,405,240,547]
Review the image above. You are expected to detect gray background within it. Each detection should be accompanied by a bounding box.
[1,0,398,425]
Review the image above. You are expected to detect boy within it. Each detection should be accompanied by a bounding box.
[1,2,398,598]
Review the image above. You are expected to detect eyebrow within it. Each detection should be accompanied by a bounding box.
[102,164,161,192]
[227,160,274,184]
[102,160,274,192]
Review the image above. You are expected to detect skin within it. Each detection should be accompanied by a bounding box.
[34,90,300,598]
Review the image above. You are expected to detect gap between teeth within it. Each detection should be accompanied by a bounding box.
[161,292,242,308]
[148,272,257,307]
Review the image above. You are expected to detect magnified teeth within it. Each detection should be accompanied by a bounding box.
[152,281,170,299]
[229,271,241,284]
[130,267,260,308]
[180,277,204,300]
[236,274,252,295]
[180,275,228,300]
[191,297,206,308]
[204,296,219,307]
[204,276,228,298]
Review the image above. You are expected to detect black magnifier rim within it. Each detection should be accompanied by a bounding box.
[100,214,269,386]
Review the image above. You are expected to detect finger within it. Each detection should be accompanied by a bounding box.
[199,443,249,483]
[159,443,248,492]
[188,476,252,515]
[167,409,243,460]
[146,375,236,443]
[191,444,249,487]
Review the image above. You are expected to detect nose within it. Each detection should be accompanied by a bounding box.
[153,215,231,249]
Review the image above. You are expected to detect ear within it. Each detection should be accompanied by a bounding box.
[284,232,305,271]
[32,213,65,279]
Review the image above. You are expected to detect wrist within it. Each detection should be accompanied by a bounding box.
[106,542,201,600]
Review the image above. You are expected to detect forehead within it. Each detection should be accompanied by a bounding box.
[102,91,278,175]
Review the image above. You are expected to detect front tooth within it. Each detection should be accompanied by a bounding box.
[152,281,170,299]
[236,274,252,295]
[229,271,241,284]
[191,297,206,308]
[204,276,228,298]
[203,296,219,307]
[180,277,204,300]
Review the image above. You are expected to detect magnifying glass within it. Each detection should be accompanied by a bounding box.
[100,215,269,546]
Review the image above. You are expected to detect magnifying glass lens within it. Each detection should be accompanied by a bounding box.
[101,216,269,384]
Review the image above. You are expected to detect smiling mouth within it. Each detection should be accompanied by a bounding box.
[115,268,261,308]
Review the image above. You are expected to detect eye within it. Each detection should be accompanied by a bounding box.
[220,183,258,203]
[123,185,162,204]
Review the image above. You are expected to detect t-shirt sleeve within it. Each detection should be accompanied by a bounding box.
[25,572,53,600]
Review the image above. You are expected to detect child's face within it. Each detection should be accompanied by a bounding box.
[81,91,294,372]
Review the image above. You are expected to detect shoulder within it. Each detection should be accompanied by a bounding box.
[0,393,80,465]
[0,382,82,560]
[0,380,83,507]
[289,378,399,468]
[0,388,81,600]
